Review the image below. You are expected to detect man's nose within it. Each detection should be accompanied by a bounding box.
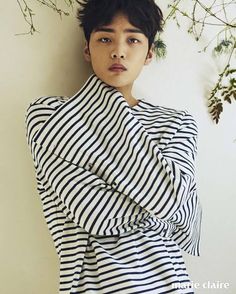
[110,43,126,59]
[111,52,125,59]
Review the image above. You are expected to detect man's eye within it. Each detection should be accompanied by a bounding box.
[129,38,140,44]
[99,38,111,43]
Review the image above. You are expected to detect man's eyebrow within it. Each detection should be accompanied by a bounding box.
[94,27,144,34]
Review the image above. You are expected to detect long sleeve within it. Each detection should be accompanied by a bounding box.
[25,76,202,293]
[26,95,197,236]
[33,142,152,236]
[30,107,197,222]
[27,76,197,223]
[102,110,198,221]
[26,75,201,257]
[26,97,153,236]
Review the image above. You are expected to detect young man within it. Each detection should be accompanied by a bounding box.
[26,0,202,293]
[78,0,161,108]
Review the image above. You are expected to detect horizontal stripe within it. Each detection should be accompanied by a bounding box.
[25,74,202,293]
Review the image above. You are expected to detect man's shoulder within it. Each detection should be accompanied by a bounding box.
[27,95,69,110]
[141,100,189,117]
[25,95,69,144]
[141,100,198,133]
[25,95,69,122]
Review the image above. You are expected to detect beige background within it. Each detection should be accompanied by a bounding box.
[1,1,236,293]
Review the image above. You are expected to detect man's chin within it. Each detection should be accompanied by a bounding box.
[104,78,129,88]
[93,73,131,89]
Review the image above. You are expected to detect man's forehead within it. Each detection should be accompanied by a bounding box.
[93,27,144,34]
[92,11,145,35]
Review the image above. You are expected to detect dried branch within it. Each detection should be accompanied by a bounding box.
[16,0,38,35]
[208,38,236,123]
[16,0,76,35]
[162,0,236,123]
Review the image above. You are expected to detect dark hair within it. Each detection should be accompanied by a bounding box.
[76,0,164,50]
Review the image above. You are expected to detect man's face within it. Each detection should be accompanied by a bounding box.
[84,13,153,90]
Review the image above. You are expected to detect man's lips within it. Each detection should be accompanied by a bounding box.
[109,63,127,71]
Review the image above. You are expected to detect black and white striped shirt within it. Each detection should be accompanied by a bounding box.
[26,74,202,293]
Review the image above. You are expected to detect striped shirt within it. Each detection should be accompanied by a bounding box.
[25,74,202,293]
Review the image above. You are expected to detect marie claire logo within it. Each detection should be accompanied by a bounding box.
[172,281,230,290]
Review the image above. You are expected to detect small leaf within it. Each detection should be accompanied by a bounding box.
[224,95,231,103]
[226,69,236,76]
[221,90,228,96]
[209,98,223,124]
[208,101,214,108]
[229,78,236,85]
[154,38,167,59]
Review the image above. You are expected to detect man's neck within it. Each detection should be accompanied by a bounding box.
[115,85,138,107]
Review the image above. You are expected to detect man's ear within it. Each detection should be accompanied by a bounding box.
[83,41,91,62]
[144,44,154,65]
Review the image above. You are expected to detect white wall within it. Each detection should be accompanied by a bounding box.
[136,16,236,294]
[1,1,235,293]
